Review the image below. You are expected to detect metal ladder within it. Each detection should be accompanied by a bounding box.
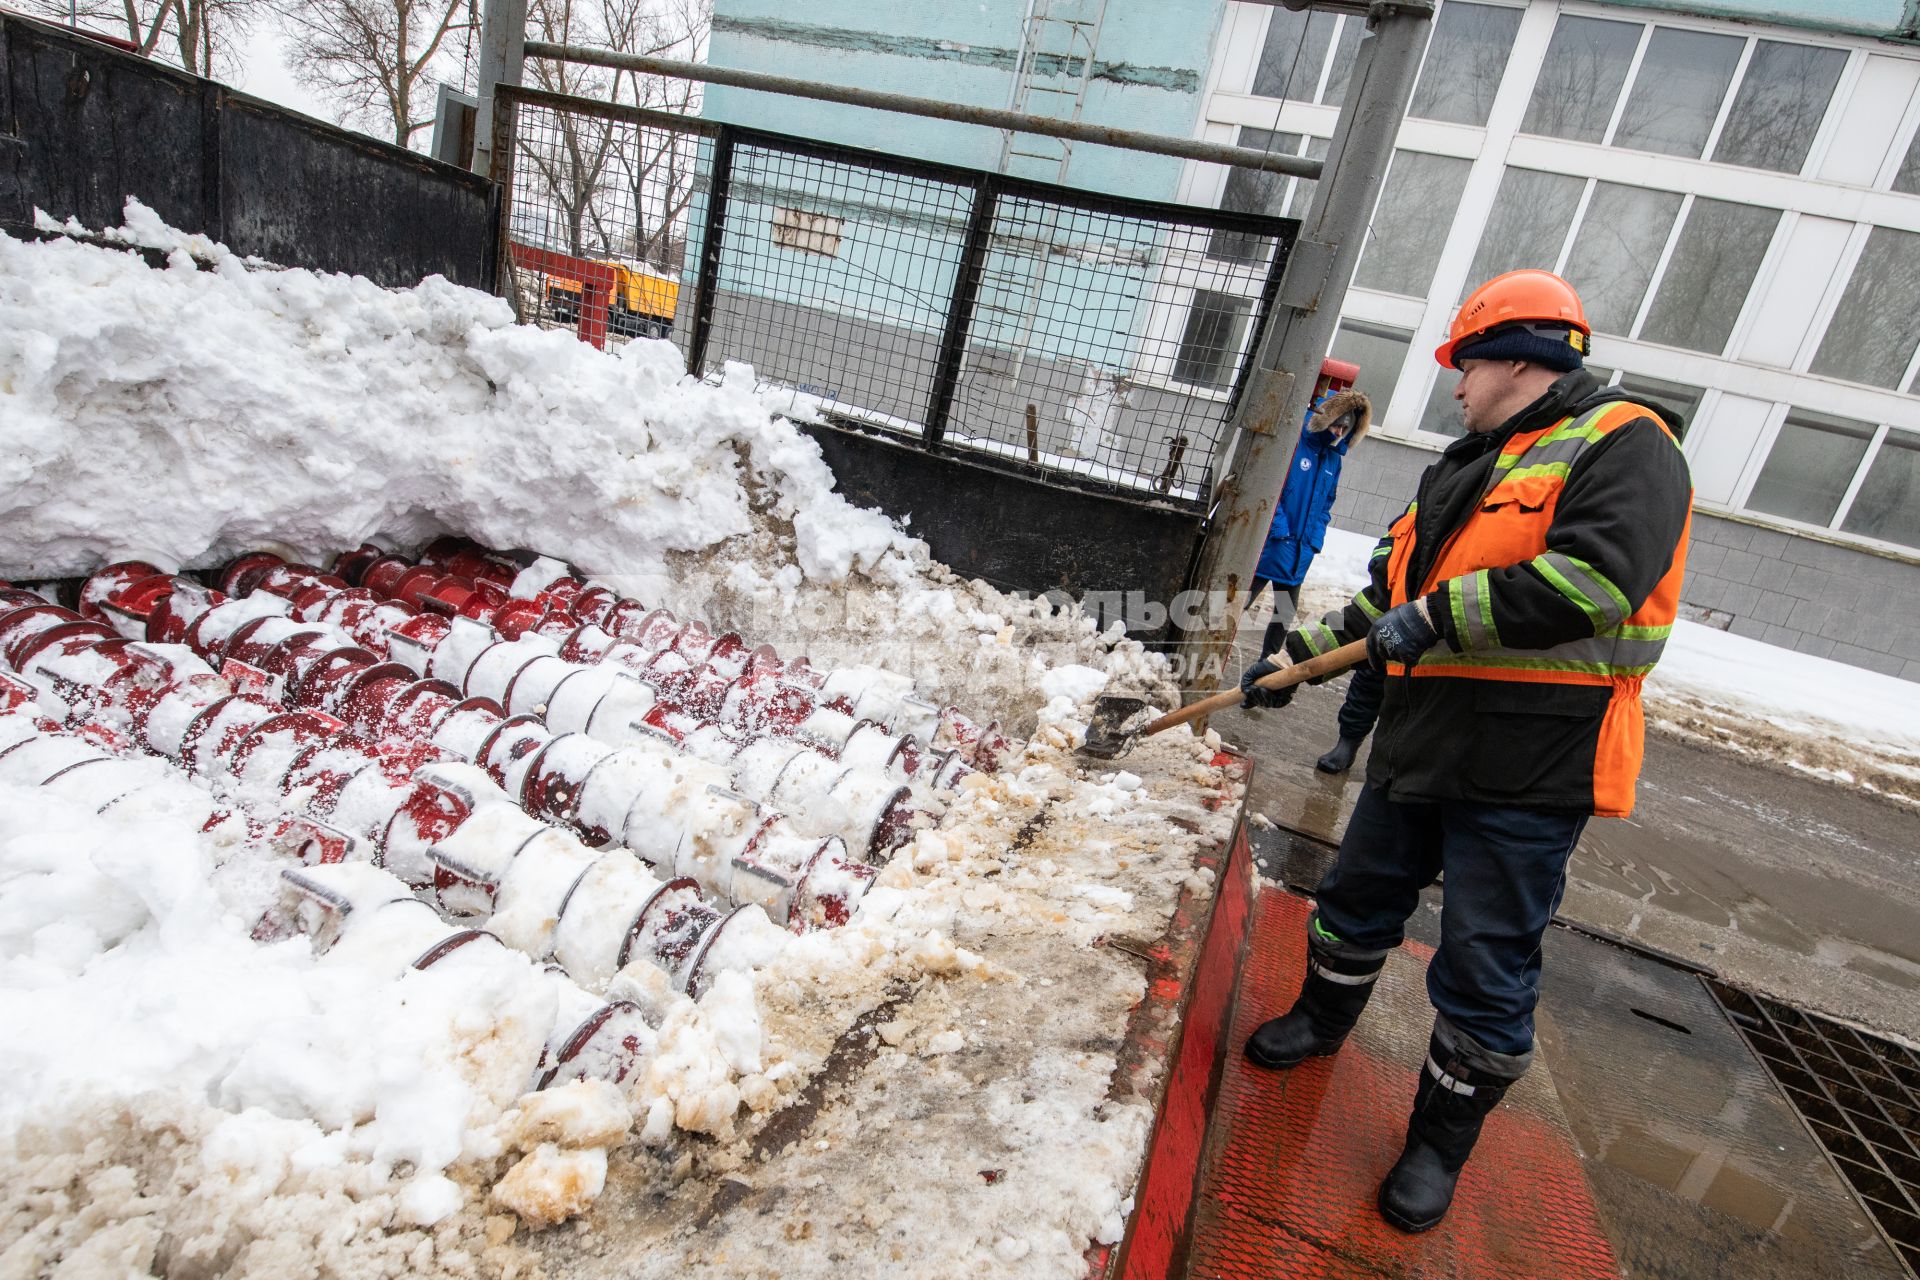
[997,0,1109,185]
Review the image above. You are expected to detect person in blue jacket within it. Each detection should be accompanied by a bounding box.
[1246,387,1385,774]
[1248,386,1370,660]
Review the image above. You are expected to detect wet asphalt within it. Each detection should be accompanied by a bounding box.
[1204,645,1920,1277]
[1207,656,1920,1047]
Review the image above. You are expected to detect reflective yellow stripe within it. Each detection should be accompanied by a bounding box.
[1423,631,1667,676]
[1535,552,1631,630]
[1298,620,1339,657]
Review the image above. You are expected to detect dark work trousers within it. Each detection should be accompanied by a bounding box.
[1313,783,1588,1056]
[1336,662,1387,744]
[1247,577,1301,661]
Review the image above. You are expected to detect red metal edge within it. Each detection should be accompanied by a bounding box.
[1090,751,1255,1280]
[506,241,620,349]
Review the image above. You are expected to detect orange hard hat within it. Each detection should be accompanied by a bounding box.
[1434,269,1590,369]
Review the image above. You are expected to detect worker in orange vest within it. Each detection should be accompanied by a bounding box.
[1237,270,1693,1232]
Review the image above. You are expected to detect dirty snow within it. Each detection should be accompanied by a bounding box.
[1305,529,1920,805]
[0,210,1223,1278]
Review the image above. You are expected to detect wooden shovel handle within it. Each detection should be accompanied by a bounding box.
[1136,639,1372,741]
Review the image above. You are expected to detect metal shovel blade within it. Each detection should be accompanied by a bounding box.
[1080,695,1153,760]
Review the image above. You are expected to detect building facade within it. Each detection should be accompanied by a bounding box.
[1186,0,1920,678]
[703,0,1920,680]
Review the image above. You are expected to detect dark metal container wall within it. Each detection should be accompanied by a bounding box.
[801,420,1205,639]
[0,12,497,290]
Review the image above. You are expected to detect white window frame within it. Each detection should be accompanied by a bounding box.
[1875,74,1920,192]
[1729,409,1920,556]
[1199,1,1920,562]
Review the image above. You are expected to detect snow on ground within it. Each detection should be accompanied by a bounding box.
[1304,529,1920,806]
[0,210,1213,1277]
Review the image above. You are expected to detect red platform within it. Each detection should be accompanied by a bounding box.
[1115,838,1621,1280]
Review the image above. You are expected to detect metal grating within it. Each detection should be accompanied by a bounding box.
[504,101,711,353]
[1710,980,1920,1278]
[501,94,1298,509]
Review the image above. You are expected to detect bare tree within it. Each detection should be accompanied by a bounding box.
[517,0,620,255]
[605,0,705,268]
[18,0,259,76]
[279,0,473,146]
[513,0,708,266]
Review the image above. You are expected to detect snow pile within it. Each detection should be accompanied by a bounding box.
[1650,621,1920,799]
[1302,528,1920,803]
[3,200,902,589]
[0,202,1173,732]
[1,211,1226,1278]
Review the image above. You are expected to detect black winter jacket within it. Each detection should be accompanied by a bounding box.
[1288,370,1693,812]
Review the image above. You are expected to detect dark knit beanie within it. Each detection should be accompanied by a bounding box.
[1450,323,1586,372]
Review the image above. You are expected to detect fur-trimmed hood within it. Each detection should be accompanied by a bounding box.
[1307,387,1372,443]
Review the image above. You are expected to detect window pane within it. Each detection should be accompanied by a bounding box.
[1613,28,1743,158]
[1419,370,1466,438]
[1423,363,1616,438]
[1611,372,1700,441]
[1174,290,1252,388]
[1352,151,1473,296]
[1328,320,1411,419]
[1322,17,1365,107]
[1210,129,1300,263]
[1284,136,1331,219]
[1463,169,1585,299]
[1894,128,1920,195]
[1745,409,1874,527]
[1561,183,1683,335]
[1711,41,1846,174]
[1841,430,1920,550]
[1640,198,1779,354]
[1408,2,1525,127]
[1810,227,1920,390]
[1520,16,1641,144]
[1253,7,1337,101]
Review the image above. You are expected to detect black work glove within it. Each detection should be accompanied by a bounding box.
[1366,597,1440,671]
[1240,656,1297,709]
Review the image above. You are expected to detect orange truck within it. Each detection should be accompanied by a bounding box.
[545,260,680,339]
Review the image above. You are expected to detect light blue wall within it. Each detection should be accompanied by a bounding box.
[689,0,1231,384]
[703,0,1225,201]
[694,148,1183,371]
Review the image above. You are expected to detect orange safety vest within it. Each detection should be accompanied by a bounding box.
[1378,401,1691,818]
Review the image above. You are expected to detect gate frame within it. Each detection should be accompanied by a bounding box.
[473,0,1436,687]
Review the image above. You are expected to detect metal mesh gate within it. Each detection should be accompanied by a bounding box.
[1712,980,1920,1276]
[500,94,1297,510]
[502,99,712,350]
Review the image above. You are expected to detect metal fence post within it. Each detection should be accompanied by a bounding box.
[684,126,736,380]
[924,177,999,449]
[471,0,527,179]
[1182,0,1434,698]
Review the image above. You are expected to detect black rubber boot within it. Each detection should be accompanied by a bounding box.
[1315,736,1362,774]
[1377,1027,1522,1233]
[1244,915,1386,1070]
